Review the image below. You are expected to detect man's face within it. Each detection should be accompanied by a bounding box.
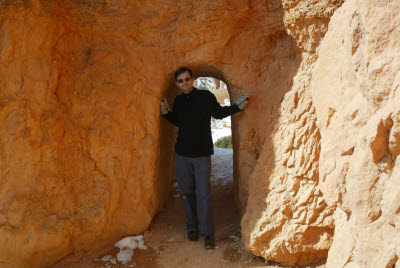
[176,71,194,93]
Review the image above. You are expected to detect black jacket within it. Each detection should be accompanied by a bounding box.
[162,87,241,157]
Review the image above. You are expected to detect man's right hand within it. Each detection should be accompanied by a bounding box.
[160,97,170,115]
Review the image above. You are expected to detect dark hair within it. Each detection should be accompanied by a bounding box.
[174,67,193,81]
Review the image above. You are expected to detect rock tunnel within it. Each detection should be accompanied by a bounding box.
[1,0,400,267]
[160,66,243,209]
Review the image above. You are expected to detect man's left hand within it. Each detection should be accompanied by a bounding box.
[235,94,250,110]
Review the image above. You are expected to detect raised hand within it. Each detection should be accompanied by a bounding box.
[160,96,170,115]
[235,93,250,110]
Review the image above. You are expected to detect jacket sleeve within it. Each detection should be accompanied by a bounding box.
[162,99,180,127]
[209,92,241,119]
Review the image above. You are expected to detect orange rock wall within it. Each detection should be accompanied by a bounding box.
[1,0,399,267]
[0,0,302,266]
[312,0,400,266]
[241,0,344,265]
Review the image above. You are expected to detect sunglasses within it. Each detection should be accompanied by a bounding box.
[177,77,191,84]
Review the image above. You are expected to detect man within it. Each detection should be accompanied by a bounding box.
[160,67,249,249]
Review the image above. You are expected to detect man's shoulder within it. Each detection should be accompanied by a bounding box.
[174,93,185,101]
[196,89,214,98]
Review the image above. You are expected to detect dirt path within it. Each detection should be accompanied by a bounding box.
[53,148,274,268]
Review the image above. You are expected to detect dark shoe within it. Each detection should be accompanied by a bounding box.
[188,231,198,241]
[204,235,215,249]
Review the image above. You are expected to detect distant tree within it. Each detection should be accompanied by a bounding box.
[214,135,232,149]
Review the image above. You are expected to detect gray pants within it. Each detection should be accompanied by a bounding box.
[175,153,214,236]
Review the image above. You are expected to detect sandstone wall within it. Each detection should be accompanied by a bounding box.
[0,0,304,266]
[241,0,344,265]
[311,0,400,266]
[242,0,400,266]
[1,0,399,267]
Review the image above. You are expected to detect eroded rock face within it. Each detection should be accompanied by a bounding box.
[0,0,399,267]
[282,0,345,53]
[311,0,400,266]
[243,0,400,266]
[241,0,344,265]
[0,0,302,266]
[241,53,335,266]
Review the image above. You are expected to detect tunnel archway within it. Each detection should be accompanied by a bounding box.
[194,76,231,145]
[155,66,254,264]
[158,65,242,215]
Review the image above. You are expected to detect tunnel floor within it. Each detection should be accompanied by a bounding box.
[53,148,269,267]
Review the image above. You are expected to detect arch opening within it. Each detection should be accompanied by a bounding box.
[194,77,232,145]
[158,68,243,245]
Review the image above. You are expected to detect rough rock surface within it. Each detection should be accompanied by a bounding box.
[243,0,400,266]
[282,0,345,53]
[0,0,303,266]
[0,0,399,267]
[311,0,400,266]
[241,53,335,266]
[241,0,343,265]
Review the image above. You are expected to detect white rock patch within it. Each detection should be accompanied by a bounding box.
[101,234,147,265]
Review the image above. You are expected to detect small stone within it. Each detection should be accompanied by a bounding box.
[101,255,113,262]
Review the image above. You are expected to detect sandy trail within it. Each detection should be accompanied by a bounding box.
[53,148,274,267]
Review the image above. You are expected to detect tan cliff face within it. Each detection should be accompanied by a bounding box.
[0,0,399,267]
[311,0,400,266]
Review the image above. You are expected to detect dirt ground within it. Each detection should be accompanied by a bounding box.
[52,148,324,268]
